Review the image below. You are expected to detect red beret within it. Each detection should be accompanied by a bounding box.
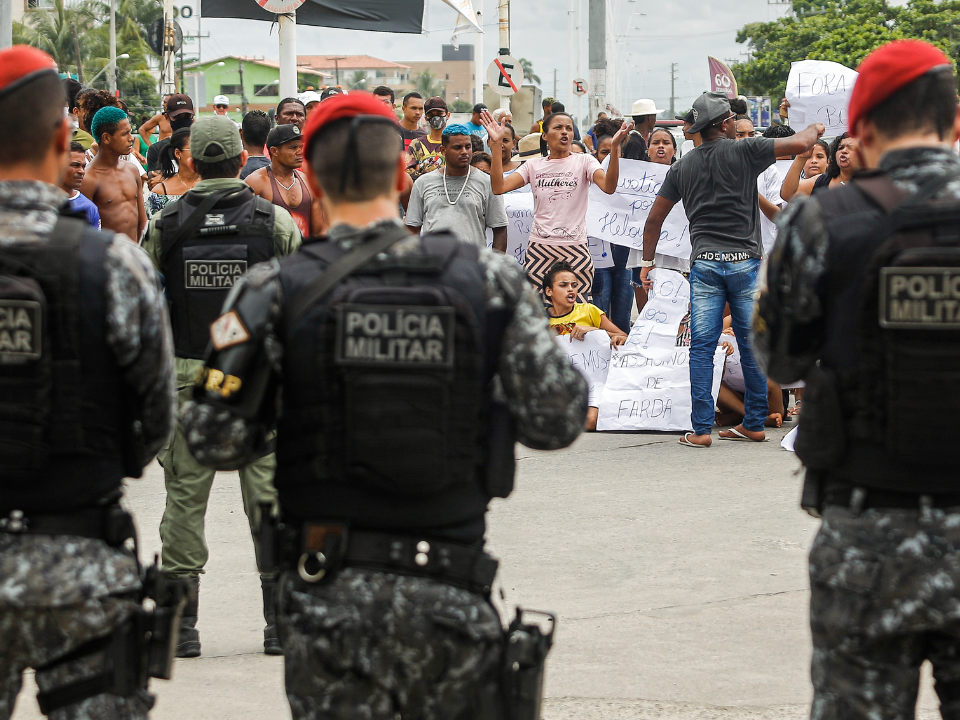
[301,91,397,161]
[848,40,952,136]
[0,45,58,99]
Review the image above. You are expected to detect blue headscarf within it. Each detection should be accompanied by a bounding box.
[90,106,128,141]
[442,123,473,138]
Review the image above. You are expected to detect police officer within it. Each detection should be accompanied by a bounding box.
[0,47,176,718]
[142,116,301,658]
[755,40,960,719]
[181,92,588,719]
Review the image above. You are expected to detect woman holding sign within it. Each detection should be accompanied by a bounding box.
[482,109,634,302]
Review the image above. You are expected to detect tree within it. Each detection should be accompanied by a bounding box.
[347,70,369,90]
[733,0,960,101]
[414,69,446,99]
[450,98,473,113]
[18,0,99,82]
[519,57,541,85]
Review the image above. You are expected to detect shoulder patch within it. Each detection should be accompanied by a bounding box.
[210,310,250,351]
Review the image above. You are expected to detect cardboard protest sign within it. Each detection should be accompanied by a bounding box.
[585,159,690,262]
[554,330,612,406]
[596,269,724,432]
[785,60,858,135]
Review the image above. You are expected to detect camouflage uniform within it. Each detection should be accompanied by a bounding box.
[0,181,176,720]
[763,147,960,720]
[182,219,588,719]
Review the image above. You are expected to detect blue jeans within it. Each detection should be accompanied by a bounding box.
[689,259,767,435]
[590,243,633,332]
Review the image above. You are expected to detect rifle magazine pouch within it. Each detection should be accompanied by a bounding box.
[794,364,846,470]
[485,400,516,499]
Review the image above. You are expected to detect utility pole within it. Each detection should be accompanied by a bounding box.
[669,62,677,118]
[567,0,575,105]
[0,0,12,51]
[278,12,298,99]
[553,68,557,100]
[328,56,346,86]
[474,1,483,105]
[239,59,247,115]
[161,0,176,95]
[498,0,509,112]
[576,0,583,125]
[588,0,605,119]
[109,0,117,94]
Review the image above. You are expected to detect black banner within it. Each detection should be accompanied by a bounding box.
[201,0,425,34]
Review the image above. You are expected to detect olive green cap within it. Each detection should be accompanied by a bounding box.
[190,115,242,163]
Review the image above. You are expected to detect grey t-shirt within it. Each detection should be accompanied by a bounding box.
[658,136,776,261]
[405,168,508,248]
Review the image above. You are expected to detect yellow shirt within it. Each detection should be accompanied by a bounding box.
[548,303,604,336]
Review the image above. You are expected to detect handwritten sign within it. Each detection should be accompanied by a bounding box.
[486,193,532,266]
[585,159,690,262]
[554,330,612,406]
[596,269,724,432]
[785,60,858,135]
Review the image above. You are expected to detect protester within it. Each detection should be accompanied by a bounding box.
[398,91,426,150]
[585,111,608,151]
[275,97,306,129]
[803,139,830,178]
[408,96,448,179]
[571,140,587,153]
[592,117,624,164]
[638,91,823,447]
[492,122,522,174]
[781,132,861,200]
[63,78,91,149]
[531,96,557,134]
[735,115,783,255]
[678,109,701,155]
[372,85,395,106]
[299,90,322,117]
[320,86,344,102]
[465,103,488,140]
[622,98,663,160]
[485,110,633,301]
[470,134,484,154]
[470,152,492,173]
[213,94,231,116]
[246,123,324,237]
[405,124,507,251]
[146,94,194,173]
[544,261,627,431]
[75,88,121,152]
[550,102,582,141]
[239,109,272,180]
[61,141,101,228]
[80,106,146,242]
[492,107,512,125]
[138,94,173,149]
[151,128,196,197]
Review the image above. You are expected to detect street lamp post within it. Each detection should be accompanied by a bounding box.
[88,54,130,88]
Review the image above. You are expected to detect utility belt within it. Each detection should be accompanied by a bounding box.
[0,504,188,715]
[802,473,960,518]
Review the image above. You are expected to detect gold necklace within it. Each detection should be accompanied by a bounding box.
[178,172,198,189]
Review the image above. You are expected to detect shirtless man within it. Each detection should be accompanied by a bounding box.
[138,95,173,147]
[81,106,146,241]
[245,123,324,237]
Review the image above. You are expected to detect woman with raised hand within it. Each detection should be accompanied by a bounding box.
[781,132,861,201]
[483,109,633,302]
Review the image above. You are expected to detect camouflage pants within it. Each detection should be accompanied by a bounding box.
[810,504,960,720]
[0,536,150,720]
[277,568,504,720]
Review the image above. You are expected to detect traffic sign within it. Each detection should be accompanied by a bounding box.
[486,55,525,96]
[148,19,182,56]
[572,78,588,97]
[256,0,305,12]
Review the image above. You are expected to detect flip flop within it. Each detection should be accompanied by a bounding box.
[719,427,768,442]
[679,432,709,448]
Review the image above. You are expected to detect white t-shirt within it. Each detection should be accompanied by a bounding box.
[758,164,782,256]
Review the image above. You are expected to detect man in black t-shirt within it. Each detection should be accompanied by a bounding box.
[398,91,427,151]
[638,91,824,448]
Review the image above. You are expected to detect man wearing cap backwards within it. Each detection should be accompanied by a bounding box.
[246,123,325,237]
[146,93,195,174]
[181,91,587,719]
[755,40,960,718]
[622,98,664,161]
[81,105,147,242]
[408,95,450,179]
[638,91,823,448]
[0,46,176,719]
[142,115,302,659]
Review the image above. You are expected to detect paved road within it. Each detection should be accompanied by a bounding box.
[11,428,942,719]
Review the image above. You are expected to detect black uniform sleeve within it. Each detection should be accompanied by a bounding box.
[753,195,829,383]
[180,260,284,469]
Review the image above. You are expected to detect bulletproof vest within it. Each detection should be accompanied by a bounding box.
[800,169,960,491]
[274,229,513,534]
[0,217,128,514]
[158,187,276,359]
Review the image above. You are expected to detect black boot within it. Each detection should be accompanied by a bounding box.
[261,576,282,655]
[176,576,201,658]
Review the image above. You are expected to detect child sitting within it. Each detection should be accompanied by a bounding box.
[544,261,627,430]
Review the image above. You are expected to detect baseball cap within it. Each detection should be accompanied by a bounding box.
[320,87,344,102]
[847,40,953,135]
[0,46,58,100]
[299,91,322,106]
[424,96,447,113]
[472,103,487,114]
[165,93,194,117]
[676,110,694,123]
[687,92,732,135]
[266,123,302,149]
[213,94,229,106]
[190,115,242,163]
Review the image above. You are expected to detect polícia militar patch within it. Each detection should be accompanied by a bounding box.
[336,304,455,367]
[880,267,960,329]
[0,300,41,359]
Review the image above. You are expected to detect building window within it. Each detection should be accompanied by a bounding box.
[254,84,279,96]
[375,70,386,78]
[220,84,242,95]
[445,74,449,80]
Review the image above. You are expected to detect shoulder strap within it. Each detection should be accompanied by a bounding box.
[282,224,410,332]
[159,188,237,258]
[853,174,909,213]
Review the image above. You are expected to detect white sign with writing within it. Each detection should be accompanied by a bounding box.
[785,60,858,135]
[555,330,612,406]
[596,270,724,431]
[585,159,691,262]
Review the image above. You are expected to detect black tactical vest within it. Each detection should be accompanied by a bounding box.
[798,170,960,493]
[158,186,276,359]
[0,217,129,514]
[274,229,514,538]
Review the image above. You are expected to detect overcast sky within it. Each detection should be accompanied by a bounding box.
[184,0,793,116]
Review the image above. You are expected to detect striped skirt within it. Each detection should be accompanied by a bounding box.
[525,240,595,303]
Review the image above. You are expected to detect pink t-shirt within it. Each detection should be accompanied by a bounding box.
[516,153,603,245]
